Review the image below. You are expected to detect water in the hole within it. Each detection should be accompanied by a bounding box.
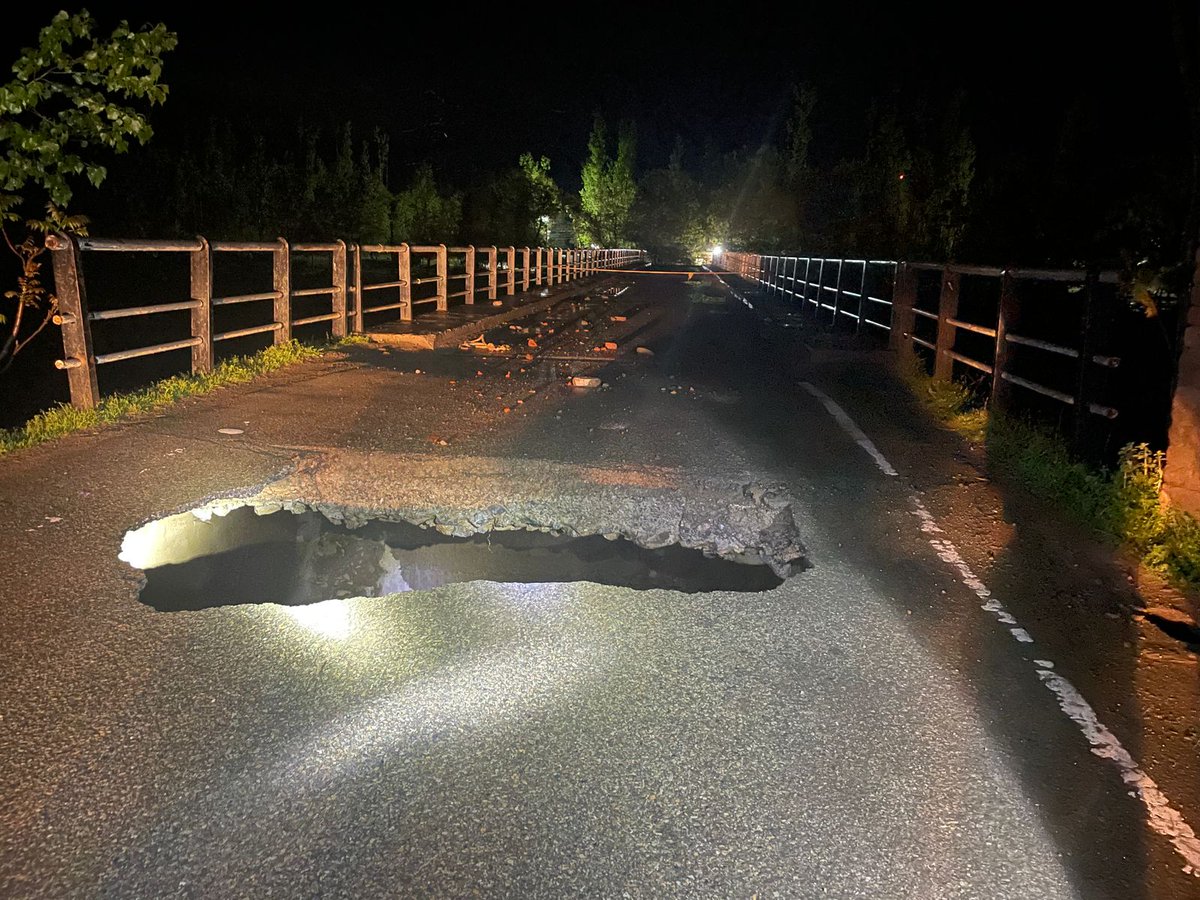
[125,507,783,610]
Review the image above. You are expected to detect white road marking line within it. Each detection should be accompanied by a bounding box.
[704,267,754,308]
[799,382,898,476]
[801,379,1200,877]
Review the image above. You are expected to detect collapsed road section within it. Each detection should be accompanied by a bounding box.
[118,451,808,610]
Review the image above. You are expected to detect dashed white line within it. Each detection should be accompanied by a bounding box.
[800,379,1200,877]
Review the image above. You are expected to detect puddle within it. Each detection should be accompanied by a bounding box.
[122,506,784,611]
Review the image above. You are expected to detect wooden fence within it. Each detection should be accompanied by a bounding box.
[720,250,1123,452]
[47,234,643,409]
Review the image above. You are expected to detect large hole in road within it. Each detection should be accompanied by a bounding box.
[121,506,785,611]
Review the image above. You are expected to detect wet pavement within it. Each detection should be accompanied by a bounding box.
[1,271,1199,898]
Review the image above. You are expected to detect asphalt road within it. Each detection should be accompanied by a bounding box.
[1,271,1198,898]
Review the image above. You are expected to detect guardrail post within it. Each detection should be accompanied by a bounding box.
[47,233,100,409]
[352,244,363,332]
[189,235,213,373]
[933,269,961,381]
[855,260,868,334]
[990,271,1017,412]
[331,239,347,338]
[831,258,845,329]
[398,243,412,321]
[464,245,476,305]
[506,246,516,295]
[889,262,915,357]
[811,259,825,317]
[273,237,291,343]
[488,246,498,299]
[1072,268,1106,455]
[522,247,530,291]
[436,244,448,311]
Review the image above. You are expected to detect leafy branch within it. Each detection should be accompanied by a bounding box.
[0,9,175,372]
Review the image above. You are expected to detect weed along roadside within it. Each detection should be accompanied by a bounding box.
[0,339,334,456]
[901,358,1200,590]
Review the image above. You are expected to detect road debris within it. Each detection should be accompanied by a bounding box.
[460,335,511,353]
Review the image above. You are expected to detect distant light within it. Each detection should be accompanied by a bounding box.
[285,599,352,640]
[711,244,723,255]
[898,172,905,181]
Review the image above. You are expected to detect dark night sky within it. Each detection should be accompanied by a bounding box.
[1,2,1187,189]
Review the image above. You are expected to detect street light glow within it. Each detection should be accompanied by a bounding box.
[711,244,723,256]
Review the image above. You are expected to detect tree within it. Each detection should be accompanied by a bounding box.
[519,153,561,243]
[0,10,175,372]
[460,154,562,246]
[392,164,461,243]
[576,115,637,247]
[631,143,714,262]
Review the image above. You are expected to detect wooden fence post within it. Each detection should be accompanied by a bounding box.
[331,240,348,338]
[273,237,291,343]
[889,263,915,357]
[548,249,556,287]
[398,243,412,321]
[189,235,213,373]
[436,244,448,311]
[522,247,530,291]
[990,271,1017,413]
[47,233,100,409]
[464,245,475,305]
[933,270,960,381]
[535,247,544,286]
[506,246,516,295]
[488,246,498,299]
[352,243,363,333]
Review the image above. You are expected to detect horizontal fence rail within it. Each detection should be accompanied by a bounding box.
[46,233,643,409]
[719,249,1123,453]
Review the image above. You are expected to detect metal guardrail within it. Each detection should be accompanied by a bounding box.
[720,250,1123,451]
[46,234,643,409]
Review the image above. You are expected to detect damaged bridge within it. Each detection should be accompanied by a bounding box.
[2,265,1200,899]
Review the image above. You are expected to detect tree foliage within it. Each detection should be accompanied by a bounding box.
[391,164,461,244]
[461,154,562,246]
[576,115,637,247]
[0,9,175,372]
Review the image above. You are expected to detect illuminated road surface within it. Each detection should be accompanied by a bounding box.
[1,272,1197,898]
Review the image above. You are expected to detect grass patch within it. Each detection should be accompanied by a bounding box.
[902,359,1200,588]
[0,339,328,456]
[897,354,988,443]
